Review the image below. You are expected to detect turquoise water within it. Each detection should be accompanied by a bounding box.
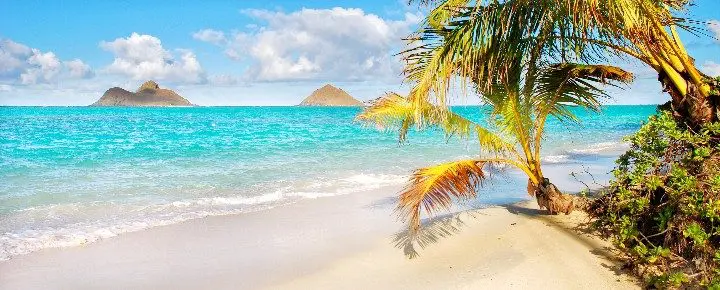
[0,105,656,260]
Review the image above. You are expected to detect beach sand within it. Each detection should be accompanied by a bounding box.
[0,186,640,289]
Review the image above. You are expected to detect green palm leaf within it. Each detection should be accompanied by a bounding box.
[356,92,517,154]
[534,63,634,122]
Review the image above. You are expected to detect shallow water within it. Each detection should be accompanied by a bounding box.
[0,105,656,260]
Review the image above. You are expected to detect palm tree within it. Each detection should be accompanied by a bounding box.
[357,63,632,233]
[404,0,718,129]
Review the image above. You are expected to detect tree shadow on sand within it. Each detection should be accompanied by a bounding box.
[502,201,639,283]
[392,210,485,259]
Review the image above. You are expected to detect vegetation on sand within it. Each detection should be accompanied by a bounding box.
[590,111,720,288]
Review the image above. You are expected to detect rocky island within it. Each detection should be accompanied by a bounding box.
[299,84,362,106]
[91,81,193,107]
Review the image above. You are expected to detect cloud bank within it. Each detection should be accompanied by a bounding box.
[194,8,421,82]
[702,61,720,77]
[0,38,93,85]
[100,33,206,84]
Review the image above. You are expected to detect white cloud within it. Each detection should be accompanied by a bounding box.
[223,33,250,61]
[709,20,720,42]
[0,38,93,85]
[192,29,226,45]
[0,39,32,76]
[100,33,206,84]
[64,59,94,79]
[199,8,420,82]
[208,74,243,86]
[20,49,61,84]
[701,61,720,77]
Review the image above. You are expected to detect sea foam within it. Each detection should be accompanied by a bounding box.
[0,173,407,261]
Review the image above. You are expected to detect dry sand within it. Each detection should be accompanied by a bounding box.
[0,186,640,289]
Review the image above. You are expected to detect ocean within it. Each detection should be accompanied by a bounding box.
[0,105,657,260]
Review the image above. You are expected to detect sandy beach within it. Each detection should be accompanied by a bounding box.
[0,185,639,290]
[4,0,717,287]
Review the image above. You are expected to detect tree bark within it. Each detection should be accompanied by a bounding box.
[533,178,574,215]
[661,73,720,129]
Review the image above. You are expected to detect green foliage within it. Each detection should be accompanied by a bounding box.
[709,76,720,96]
[590,111,720,288]
[684,223,709,246]
[649,272,689,289]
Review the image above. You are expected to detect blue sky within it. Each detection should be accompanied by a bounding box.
[0,0,719,106]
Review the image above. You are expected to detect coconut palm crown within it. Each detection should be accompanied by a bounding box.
[357,62,632,233]
[405,0,717,128]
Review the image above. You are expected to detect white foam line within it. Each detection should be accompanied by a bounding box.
[0,173,409,261]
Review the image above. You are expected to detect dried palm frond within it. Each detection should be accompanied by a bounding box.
[397,159,502,233]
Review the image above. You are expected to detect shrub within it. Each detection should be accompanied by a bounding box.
[589,111,720,288]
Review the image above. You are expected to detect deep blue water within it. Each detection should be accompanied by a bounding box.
[0,105,657,260]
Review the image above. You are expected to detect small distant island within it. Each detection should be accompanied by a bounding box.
[91,80,193,107]
[299,84,363,106]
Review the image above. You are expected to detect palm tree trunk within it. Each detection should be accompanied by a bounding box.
[661,73,719,128]
[533,178,574,215]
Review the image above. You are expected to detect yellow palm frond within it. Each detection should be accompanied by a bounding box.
[397,159,494,233]
[355,93,414,139]
[356,92,516,154]
[425,0,471,29]
[403,0,708,108]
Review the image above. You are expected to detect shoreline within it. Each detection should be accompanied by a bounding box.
[0,185,640,289]
[0,105,648,266]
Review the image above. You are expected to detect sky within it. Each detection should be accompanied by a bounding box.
[0,0,719,106]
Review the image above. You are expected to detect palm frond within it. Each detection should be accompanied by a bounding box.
[425,0,472,29]
[527,62,634,168]
[397,159,496,233]
[534,63,634,121]
[355,93,415,142]
[356,92,516,154]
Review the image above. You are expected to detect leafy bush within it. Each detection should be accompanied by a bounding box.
[589,111,720,288]
[708,76,720,96]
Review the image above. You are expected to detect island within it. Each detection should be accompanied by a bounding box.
[298,84,363,106]
[90,80,193,107]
